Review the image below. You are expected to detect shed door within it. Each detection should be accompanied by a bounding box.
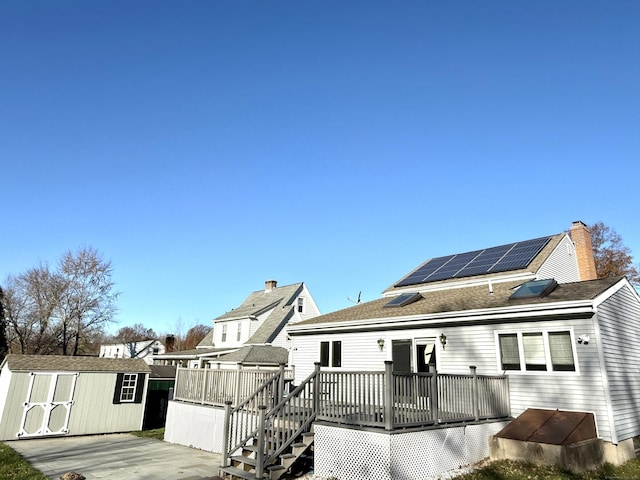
[17,372,78,438]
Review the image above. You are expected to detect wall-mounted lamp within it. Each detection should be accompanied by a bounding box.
[577,335,590,345]
[377,338,385,351]
[439,333,447,350]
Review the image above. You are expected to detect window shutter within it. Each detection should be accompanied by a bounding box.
[134,373,146,404]
[113,373,124,404]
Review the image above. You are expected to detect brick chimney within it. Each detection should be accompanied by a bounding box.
[165,334,176,353]
[265,280,277,292]
[570,221,598,281]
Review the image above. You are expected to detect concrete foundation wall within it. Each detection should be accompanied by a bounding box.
[490,436,636,472]
[164,401,225,453]
[314,420,510,480]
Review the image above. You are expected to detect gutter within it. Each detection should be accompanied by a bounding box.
[287,299,595,335]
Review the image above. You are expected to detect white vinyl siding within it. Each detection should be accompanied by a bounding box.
[290,315,614,441]
[596,285,640,443]
[536,235,580,283]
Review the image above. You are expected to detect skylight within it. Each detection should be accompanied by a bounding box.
[509,279,558,300]
[384,293,422,308]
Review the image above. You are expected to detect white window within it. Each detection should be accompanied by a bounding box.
[297,298,304,313]
[497,330,576,373]
[221,324,227,342]
[237,322,242,342]
[120,373,138,402]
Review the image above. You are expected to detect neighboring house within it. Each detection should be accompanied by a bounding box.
[100,339,165,365]
[154,280,320,368]
[286,221,640,477]
[0,355,150,441]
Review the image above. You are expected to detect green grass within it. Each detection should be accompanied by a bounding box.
[456,458,640,480]
[130,427,165,441]
[0,443,48,480]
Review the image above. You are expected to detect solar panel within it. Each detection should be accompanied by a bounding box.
[394,236,553,287]
[384,292,422,308]
[394,255,456,287]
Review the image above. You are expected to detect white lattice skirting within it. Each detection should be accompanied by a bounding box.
[314,420,510,480]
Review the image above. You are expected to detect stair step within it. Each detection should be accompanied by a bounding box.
[242,444,260,453]
[231,455,258,467]
[220,465,267,480]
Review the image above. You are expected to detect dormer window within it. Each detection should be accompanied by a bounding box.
[298,298,304,313]
[221,324,227,342]
[237,322,242,342]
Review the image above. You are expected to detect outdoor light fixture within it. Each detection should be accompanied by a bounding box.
[439,333,447,350]
[377,338,385,351]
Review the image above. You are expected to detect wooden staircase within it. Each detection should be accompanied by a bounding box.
[220,364,320,480]
[221,426,314,480]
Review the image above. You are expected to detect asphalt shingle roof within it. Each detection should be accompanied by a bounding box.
[196,282,304,347]
[214,345,289,365]
[292,277,624,327]
[2,355,151,373]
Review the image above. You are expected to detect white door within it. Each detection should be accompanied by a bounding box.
[17,372,78,438]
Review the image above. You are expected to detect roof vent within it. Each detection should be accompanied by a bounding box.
[509,278,558,300]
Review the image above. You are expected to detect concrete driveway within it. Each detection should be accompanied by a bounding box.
[8,433,223,480]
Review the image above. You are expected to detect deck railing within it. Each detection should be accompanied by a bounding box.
[315,362,510,430]
[173,364,293,407]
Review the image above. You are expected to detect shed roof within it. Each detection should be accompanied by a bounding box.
[290,277,623,328]
[2,355,151,373]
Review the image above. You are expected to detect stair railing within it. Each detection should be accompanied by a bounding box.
[261,362,320,467]
[221,365,284,468]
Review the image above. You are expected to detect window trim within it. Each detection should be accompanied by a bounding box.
[221,324,227,343]
[297,297,304,313]
[113,372,145,404]
[495,328,579,374]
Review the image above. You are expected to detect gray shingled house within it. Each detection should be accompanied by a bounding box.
[154,280,320,368]
[0,355,150,440]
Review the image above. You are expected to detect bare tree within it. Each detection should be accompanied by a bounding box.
[2,267,64,355]
[590,222,640,285]
[0,286,9,363]
[182,324,212,350]
[1,247,119,356]
[113,323,157,357]
[55,247,119,355]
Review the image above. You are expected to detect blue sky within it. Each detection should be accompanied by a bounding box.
[1,1,638,335]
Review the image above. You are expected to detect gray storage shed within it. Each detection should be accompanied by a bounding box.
[0,354,150,440]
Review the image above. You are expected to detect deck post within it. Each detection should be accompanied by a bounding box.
[384,360,394,430]
[470,366,479,421]
[234,363,242,406]
[221,400,232,468]
[256,405,267,479]
[278,363,285,404]
[430,369,439,423]
[312,362,321,416]
[201,369,207,404]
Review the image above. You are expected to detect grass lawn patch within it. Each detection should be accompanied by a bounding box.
[0,443,48,480]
